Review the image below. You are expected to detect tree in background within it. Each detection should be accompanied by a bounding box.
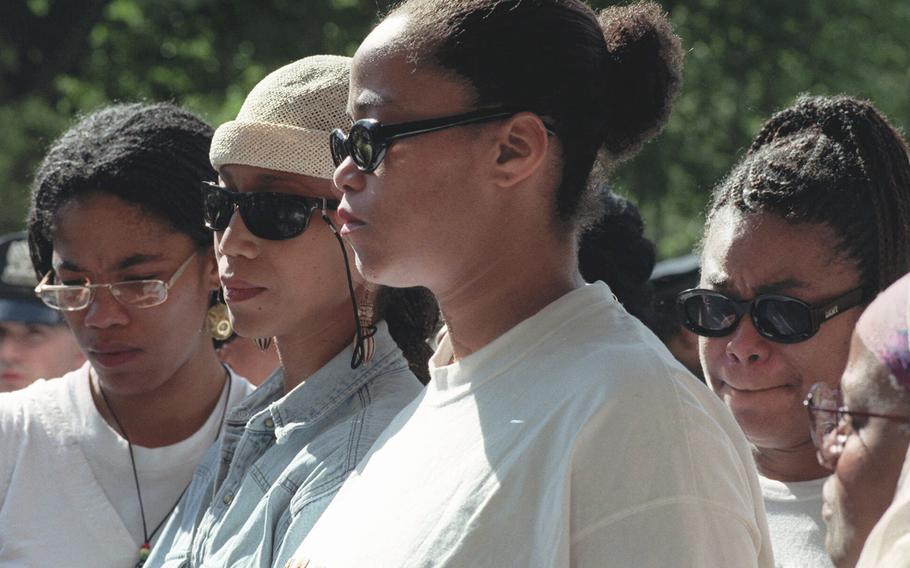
[2,0,909,257]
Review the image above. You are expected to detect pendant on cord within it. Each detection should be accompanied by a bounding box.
[136,542,150,567]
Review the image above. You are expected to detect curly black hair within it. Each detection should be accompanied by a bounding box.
[386,0,684,229]
[27,102,216,277]
[706,95,910,299]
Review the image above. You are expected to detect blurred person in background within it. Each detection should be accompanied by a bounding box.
[805,271,910,567]
[652,253,702,380]
[579,193,703,381]
[0,232,83,391]
[685,95,910,567]
[577,189,656,326]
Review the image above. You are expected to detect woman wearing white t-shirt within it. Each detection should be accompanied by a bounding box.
[0,103,252,567]
[289,1,773,567]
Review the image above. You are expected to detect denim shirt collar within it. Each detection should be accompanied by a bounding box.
[226,321,407,445]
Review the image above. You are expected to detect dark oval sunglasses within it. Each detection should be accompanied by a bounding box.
[676,286,864,344]
[330,107,553,173]
[201,182,339,241]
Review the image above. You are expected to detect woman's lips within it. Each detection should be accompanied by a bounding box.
[223,286,265,303]
[722,382,792,393]
[716,380,796,401]
[337,206,366,237]
[221,277,267,303]
[0,371,27,384]
[90,348,141,368]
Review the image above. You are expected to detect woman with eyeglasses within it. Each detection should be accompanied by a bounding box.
[289,2,772,567]
[0,103,253,567]
[681,95,910,566]
[144,55,438,568]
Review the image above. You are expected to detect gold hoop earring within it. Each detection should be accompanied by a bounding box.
[206,302,233,341]
[253,337,273,351]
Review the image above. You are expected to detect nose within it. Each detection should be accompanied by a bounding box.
[724,314,771,365]
[333,156,367,196]
[83,288,130,329]
[216,208,259,260]
[0,336,23,363]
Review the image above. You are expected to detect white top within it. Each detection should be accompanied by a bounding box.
[0,362,252,567]
[857,447,910,568]
[291,282,773,567]
[760,475,833,567]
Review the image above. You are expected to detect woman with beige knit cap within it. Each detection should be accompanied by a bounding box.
[145,55,438,568]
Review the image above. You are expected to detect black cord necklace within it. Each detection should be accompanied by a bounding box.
[93,367,232,567]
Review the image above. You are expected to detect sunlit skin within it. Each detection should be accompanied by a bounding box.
[214,165,357,390]
[823,335,910,568]
[0,321,84,392]
[51,194,227,446]
[334,14,582,361]
[699,208,862,481]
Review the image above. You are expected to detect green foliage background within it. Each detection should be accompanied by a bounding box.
[2,0,908,258]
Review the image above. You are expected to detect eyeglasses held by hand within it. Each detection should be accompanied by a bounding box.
[35,252,197,312]
[804,381,910,469]
[676,287,864,344]
[330,107,554,174]
[201,182,339,241]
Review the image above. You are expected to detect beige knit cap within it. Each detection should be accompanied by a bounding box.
[210,54,351,180]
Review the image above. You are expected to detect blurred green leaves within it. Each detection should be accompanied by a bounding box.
[1,0,908,258]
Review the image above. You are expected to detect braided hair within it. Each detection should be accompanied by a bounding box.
[375,286,439,384]
[706,95,910,298]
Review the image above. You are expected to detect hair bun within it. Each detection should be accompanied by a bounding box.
[597,1,683,163]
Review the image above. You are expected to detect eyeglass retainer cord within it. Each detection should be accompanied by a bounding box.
[320,202,377,369]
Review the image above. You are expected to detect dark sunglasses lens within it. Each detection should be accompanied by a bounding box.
[349,126,376,170]
[242,193,313,240]
[202,185,233,231]
[681,293,739,335]
[754,297,812,341]
[330,129,348,167]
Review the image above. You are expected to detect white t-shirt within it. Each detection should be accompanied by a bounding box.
[0,362,252,567]
[858,447,910,568]
[291,282,773,567]
[760,475,833,567]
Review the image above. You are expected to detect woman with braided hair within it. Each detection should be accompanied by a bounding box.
[682,94,910,566]
[290,1,772,566]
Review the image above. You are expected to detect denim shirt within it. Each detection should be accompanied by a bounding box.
[146,321,423,568]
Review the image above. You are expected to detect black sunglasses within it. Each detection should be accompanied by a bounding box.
[330,107,551,173]
[676,286,864,344]
[201,182,339,241]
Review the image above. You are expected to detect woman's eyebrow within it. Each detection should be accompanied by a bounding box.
[54,253,165,273]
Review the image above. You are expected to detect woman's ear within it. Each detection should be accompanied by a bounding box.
[491,112,551,189]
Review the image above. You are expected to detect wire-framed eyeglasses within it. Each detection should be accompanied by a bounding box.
[803,381,910,469]
[34,251,197,311]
